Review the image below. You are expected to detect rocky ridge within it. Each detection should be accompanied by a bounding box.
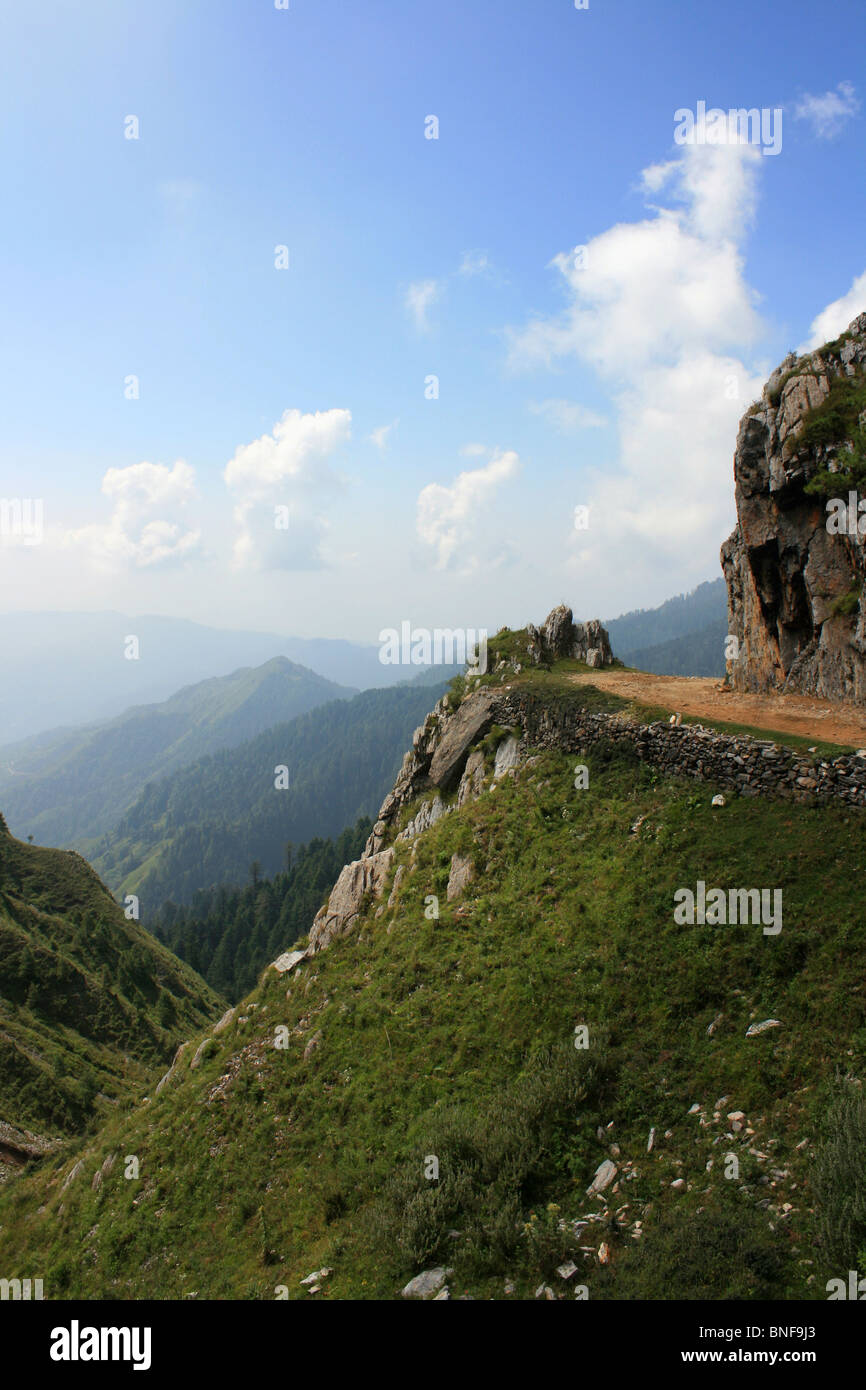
[268,606,866,977]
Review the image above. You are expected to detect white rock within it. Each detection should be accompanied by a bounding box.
[401,1267,452,1299]
[272,949,307,975]
[557,1261,579,1280]
[745,1019,782,1037]
[711,794,726,807]
[586,1159,618,1195]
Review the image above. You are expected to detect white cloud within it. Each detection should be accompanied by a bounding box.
[798,269,866,351]
[416,449,519,571]
[405,279,440,331]
[65,460,200,570]
[224,407,351,570]
[369,419,398,450]
[794,81,860,139]
[530,399,607,432]
[506,141,766,603]
[459,249,491,277]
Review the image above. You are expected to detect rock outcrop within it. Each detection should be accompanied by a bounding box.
[526,606,613,668]
[722,312,866,702]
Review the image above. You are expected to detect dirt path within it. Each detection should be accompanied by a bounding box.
[568,669,866,749]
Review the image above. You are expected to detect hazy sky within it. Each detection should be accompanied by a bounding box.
[1,0,864,643]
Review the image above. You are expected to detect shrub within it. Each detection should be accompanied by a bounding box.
[370,1041,608,1278]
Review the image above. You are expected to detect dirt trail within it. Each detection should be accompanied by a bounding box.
[568,669,866,749]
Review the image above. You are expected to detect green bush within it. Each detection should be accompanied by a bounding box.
[598,1193,791,1300]
[371,1041,608,1278]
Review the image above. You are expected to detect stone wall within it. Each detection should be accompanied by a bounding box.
[369,686,866,839]
[493,690,866,807]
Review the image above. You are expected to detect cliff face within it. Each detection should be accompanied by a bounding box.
[721,312,866,703]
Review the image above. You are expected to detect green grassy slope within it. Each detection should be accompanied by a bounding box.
[0,815,223,1139]
[0,657,354,846]
[1,673,864,1300]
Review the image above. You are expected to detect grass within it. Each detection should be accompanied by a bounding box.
[0,825,223,1136]
[2,719,865,1300]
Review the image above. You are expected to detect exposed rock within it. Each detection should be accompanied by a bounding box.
[190,1038,212,1070]
[303,1030,323,1061]
[586,1159,617,1195]
[446,853,475,901]
[746,1018,782,1037]
[722,313,866,703]
[61,1159,85,1191]
[308,848,395,952]
[493,734,521,779]
[271,949,308,975]
[397,795,447,842]
[428,690,499,791]
[155,1041,190,1095]
[401,1267,452,1299]
[212,1007,237,1036]
[526,606,613,668]
[0,1119,56,1182]
[387,864,406,908]
[457,748,486,806]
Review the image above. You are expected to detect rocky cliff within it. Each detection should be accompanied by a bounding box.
[722,312,866,702]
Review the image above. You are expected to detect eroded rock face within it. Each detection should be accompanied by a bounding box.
[526,606,613,668]
[308,848,395,953]
[722,312,866,702]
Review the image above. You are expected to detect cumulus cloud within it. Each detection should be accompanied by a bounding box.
[529,399,607,432]
[65,460,200,570]
[506,140,766,602]
[798,269,866,351]
[794,81,860,139]
[416,449,519,571]
[224,407,351,570]
[405,279,440,331]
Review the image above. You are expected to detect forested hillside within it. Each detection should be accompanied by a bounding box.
[152,818,372,1001]
[0,657,353,846]
[606,579,726,661]
[91,678,452,913]
[617,617,728,678]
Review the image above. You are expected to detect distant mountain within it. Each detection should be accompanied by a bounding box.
[616,618,727,678]
[90,676,454,913]
[0,813,221,1146]
[0,611,416,743]
[606,578,726,654]
[606,579,727,675]
[0,657,354,846]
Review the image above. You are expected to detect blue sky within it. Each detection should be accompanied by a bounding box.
[1,0,864,643]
